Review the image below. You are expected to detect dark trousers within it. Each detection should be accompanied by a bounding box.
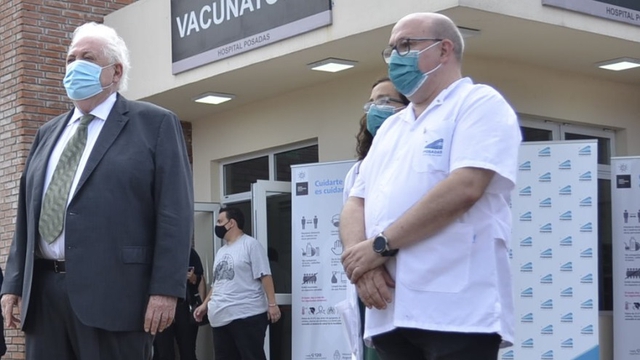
[153,300,199,360]
[25,268,153,360]
[211,312,269,360]
[371,328,501,360]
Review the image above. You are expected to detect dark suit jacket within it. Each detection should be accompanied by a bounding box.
[0,94,194,332]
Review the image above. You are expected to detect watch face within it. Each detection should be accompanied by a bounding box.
[373,236,386,253]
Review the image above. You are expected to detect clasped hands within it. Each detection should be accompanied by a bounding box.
[341,238,395,310]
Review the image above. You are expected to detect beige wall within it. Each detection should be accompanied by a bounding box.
[105,2,640,359]
[105,0,639,101]
[188,57,634,359]
[191,56,640,202]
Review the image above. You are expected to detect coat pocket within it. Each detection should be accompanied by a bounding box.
[398,224,473,293]
[411,120,455,173]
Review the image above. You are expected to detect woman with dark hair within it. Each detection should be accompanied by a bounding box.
[340,78,409,360]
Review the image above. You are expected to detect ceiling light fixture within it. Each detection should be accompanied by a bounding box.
[308,58,358,73]
[597,57,640,71]
[193,92,235,105]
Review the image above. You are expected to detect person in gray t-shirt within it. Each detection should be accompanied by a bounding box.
[194,207,280,360]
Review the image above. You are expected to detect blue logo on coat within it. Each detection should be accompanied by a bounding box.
[423,139,444,155]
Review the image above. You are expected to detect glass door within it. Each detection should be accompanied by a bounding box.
[193,202,220,360]
[252,180,292,360]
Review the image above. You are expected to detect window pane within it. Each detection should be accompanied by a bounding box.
[275,145,319,182]
[521,126,553,142]
[598,179,613,311]
[564,133,611,165]
[224,156,269,195]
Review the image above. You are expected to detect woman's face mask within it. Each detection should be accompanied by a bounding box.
[366,105,396,137]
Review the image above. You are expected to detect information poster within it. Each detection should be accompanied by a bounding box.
[611,157,640,359]
[500,141,600,360]
[291,160,355,360]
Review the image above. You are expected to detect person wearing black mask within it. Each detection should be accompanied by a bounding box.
[193,207,279,360]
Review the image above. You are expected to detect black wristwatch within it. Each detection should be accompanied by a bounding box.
[372,232,398,257]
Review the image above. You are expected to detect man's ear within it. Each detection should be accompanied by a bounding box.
[440,39,455,60]
[113,63,123,83]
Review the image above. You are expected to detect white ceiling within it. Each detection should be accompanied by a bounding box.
[142,7,640,122]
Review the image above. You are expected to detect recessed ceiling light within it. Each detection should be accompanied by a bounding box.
[597,57,640,71]
[308,58,357,73]
[193,92,235,105]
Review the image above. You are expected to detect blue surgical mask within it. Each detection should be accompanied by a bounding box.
[388,41,441,97]
[63,60,114,100]
[366,105,396,137]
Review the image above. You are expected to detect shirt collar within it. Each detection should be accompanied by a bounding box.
[68,92,118,126]
[403,77,473,122]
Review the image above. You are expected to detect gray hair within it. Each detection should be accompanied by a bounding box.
[70,22,131,92]
[430,15,464,61]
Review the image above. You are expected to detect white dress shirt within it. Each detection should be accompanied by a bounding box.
[38,92,117,260]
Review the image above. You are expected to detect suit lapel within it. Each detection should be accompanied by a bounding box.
[74,94,130,196]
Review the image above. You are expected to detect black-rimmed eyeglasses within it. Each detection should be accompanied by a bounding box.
[363,97,406,112]
[382,38,443,63]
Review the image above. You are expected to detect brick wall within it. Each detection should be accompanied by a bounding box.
[0,1,192,358]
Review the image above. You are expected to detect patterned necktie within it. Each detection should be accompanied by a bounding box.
[39,114,95,243]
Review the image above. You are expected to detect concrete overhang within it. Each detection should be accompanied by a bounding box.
[118,5,640,121]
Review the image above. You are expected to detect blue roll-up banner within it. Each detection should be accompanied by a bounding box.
[500,140,600,360]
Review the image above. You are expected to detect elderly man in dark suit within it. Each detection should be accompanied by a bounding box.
[0,22,193,360]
